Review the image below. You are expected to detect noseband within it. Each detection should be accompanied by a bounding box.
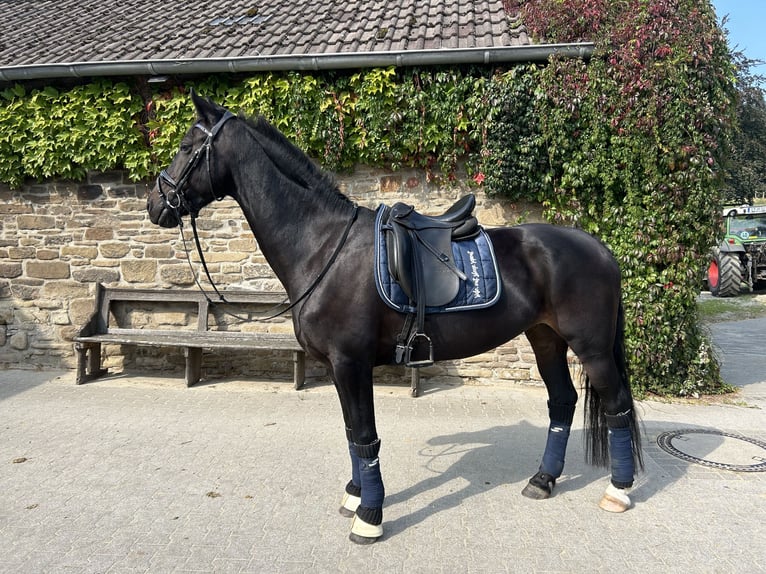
[156,110,236,215]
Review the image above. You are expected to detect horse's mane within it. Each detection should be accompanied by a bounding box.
[240,114,353,212]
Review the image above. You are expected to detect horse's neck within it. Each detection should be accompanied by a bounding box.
[231,161,351,297]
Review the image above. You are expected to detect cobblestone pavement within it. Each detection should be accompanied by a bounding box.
[1,360,764,573]
[709,317,766,400]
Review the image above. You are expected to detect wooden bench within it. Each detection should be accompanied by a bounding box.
[73,284,306,388]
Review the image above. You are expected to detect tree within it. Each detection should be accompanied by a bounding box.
[723,53,766,204]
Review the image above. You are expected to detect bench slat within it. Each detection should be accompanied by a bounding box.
[75,330,303,351]
[101,288,289,305]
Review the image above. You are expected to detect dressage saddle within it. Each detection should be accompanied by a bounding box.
[382,194,480,366]
[385,194,479,307]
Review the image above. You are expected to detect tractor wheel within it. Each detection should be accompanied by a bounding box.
[707,252,743,297]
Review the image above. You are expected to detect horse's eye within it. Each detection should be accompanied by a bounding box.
[180,142,193,153]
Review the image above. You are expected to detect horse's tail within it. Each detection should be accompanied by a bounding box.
[583,300,644,470]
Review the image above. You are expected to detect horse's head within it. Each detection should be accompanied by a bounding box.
[147,91,236,228]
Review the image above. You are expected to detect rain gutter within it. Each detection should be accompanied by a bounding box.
[0,43,594,83]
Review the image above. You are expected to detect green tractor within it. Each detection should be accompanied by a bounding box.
[707,205,766,297]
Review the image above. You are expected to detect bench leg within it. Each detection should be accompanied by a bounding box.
[76,342,106,384]
[410,367,420,398]
[185,348,203,387]
[75,343,88,385]
[293,351,306,390]
[89,343,105,379]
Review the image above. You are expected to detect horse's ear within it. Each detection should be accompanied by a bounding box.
[190,89,225,125]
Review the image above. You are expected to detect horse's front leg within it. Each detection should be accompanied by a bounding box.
[331,360,385,544]
[339,433,362,518]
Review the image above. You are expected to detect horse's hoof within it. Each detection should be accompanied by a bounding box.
[349,514,383,544]
[598,483,632,513]
[521,472,555,500]
[339,491,361,518]
[521,482,550,500]
[349,532,379,545]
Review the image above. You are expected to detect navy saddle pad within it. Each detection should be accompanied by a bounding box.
[374,205,502,314]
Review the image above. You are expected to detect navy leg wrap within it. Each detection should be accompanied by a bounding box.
[347,440,361,491]
[354,439,384,521]
[539,402,575,479]
[540,423,572,478]
[606,411,635,489]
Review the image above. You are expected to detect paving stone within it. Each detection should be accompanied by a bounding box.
[1,370,765,573]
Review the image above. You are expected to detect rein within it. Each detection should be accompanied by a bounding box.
[181,204,358,321]
[158,111,359,322]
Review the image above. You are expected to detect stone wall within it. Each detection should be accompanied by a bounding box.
[0,166,550,387]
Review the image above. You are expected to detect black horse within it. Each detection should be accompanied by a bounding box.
[147,93,642,544]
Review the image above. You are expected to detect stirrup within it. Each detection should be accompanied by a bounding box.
[405,332,434,368]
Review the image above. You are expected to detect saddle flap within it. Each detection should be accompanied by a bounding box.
[386,229,460,307]
[410,227,461,307]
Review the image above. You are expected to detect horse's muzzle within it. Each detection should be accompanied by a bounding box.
[146,186,181,228]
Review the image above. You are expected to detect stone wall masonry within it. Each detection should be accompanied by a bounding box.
[0,166,562,386]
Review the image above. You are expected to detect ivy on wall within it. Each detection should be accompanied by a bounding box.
[0,0,738,397]
[485,0,737,396]
[0,68,491,188]
[0,81,149,186]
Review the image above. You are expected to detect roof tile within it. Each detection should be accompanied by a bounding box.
[0,0,530,70]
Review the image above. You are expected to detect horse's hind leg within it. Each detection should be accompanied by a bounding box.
[522,325,578,500]
[579,352,639,513]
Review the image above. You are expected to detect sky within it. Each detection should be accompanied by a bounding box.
[711,0,766,81]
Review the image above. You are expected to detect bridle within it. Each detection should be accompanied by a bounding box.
[154,109,359,320]
[155,110,237,305]
[156,110,236,215]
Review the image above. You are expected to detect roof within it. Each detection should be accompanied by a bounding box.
[0,1,592,81]
[1,1,521,62]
